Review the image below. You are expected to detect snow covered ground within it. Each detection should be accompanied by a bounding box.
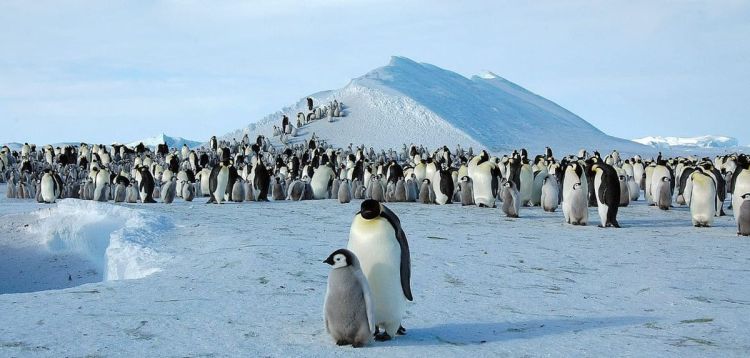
[1,184,749,357]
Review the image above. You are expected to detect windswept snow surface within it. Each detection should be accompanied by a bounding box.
[0,199,171,295]
[1,184,749,356]
[224,57,652,156]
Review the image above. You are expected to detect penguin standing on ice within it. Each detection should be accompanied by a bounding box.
[500,180,520,218]
[182,181,195,202]
[136,166,157,203]
[161,177,177,204]
[432,165,454,205]
[459,176,474,206]
[541,173,559,212]
[418,179,433,204]
[737,193,750,236]
[323,249,374,348]
[347,200,412,341]
[40,169,59,203]
[562,162,589,225]
[338,179,352,203]
[690,168,717,227]
[589,162,621,228]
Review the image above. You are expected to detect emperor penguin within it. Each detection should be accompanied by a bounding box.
[40,170,58,203]
[459,176,474,206]
[690,169,717,227]
[541,173,559,212]
[311,163,335,199]
[589,162,621,228]
[331,178,341,200]
[182,181,195,202]
[370,176,385,202]
[468,151,497,208]
[271,177,284,201]
[347,200,412,341]
[93,168,111,202]
[656,177,672,210]
[562,163,589,225]
[500,180,520,218]
[161,177,177,204]
[418,179,433,204]
[432,166,454,205]
[737,193,750,236]
[731,161,750,220]
[199,167,212,197]
[114,182,127,203]
[125,184,139,203]
[519,159,533,206]
[136,166,157,203]
[338,179,352,203]
[287,179,306,201]
[232,178,245,202]
[323,249,375,348]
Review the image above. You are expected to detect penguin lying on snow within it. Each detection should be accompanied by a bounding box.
[323,249,374,348]
[347,199,412,341]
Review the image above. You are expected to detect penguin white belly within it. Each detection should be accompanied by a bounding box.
[215,167,229,204]
[432,172,449,205]
[471,171,494,207]
[594,173,608,226]
[347,219,405,333]
[732,171,750,222]
[691,179,716,226]
[41,175,56,203]
[519,166,533,205]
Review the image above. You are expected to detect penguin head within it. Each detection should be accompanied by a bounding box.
[360,199,382,220]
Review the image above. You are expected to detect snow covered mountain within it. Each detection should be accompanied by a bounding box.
[632,135,739,149]
[224,56,652,155]
[125,133,202,149]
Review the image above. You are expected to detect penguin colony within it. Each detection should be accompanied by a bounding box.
[2,139,750,233]
[3,121,750,347]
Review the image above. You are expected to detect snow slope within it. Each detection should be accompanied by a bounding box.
[125,133,203,150]
[1,184,749,356]
[224,57,652,156]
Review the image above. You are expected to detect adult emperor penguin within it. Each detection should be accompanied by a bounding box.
[347,199,412,341]
[737,193,750,236]
[500,180,520,218]
[731,158,750,223]
[323,249,374,348]
[432,165,454,205]
[589,162,621,228]
[207,153,233,204]
[40,169,58,204]
[136,166,157,203]
[468,150,497,208]
[690,168,717,227]
[563,162,589,225]
[93,168,111,202]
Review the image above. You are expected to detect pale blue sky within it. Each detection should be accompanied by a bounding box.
[1,0,748,145]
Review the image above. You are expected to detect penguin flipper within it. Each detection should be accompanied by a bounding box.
[380,205,413,301]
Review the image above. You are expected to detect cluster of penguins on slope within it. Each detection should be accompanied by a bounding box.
[270,97,345,145]
[2,135,750,235]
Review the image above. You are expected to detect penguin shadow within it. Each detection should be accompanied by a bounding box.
[378,316,650,347]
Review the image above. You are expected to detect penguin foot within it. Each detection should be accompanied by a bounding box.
[352,342,365,348]
[374,332,392,342]
[397,325,406,335]
[336,340,349,346]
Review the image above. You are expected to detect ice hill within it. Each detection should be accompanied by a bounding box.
[223,56,651,155]
[125,133,202,149]
[633,135,739,150]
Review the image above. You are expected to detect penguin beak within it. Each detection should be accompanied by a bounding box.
[323,257,334,265]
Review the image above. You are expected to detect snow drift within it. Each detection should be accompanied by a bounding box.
[0,200,171,294]
[224,56,652,155]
